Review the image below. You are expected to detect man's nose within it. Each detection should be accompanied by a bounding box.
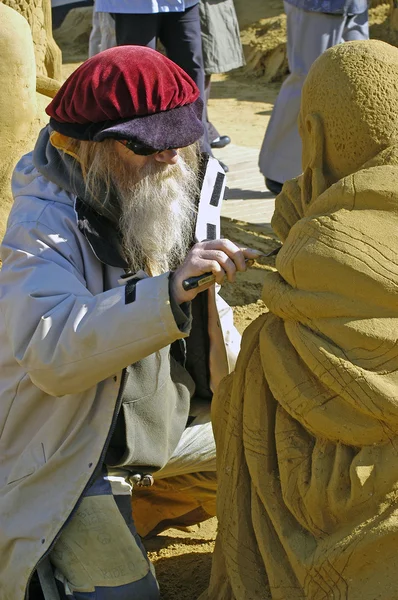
[155,149,179,165]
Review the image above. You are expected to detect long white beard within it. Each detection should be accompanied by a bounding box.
[116,154,198,275]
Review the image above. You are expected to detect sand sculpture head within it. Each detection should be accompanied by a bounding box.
[299,40,398,200]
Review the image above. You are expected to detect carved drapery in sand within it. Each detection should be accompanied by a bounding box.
[201,151,398,599]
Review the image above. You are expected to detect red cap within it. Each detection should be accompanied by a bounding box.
[46,45,204,149]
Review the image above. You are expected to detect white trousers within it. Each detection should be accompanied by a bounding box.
[258,2,369,184]
[88,8,116,57]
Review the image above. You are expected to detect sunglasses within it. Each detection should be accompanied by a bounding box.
[118,139,170,156]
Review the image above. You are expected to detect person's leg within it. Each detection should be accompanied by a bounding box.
[343,9,369,41]
[88,7,102,57]
[159,7,212,154]
[132,471,217,538]
[160,6,204,103]
[132,404,217,538]
[259,3,347,186]
[113,13,159,49]
[89,9,115,58]
[99,12,117,52]
[49,469,159,599]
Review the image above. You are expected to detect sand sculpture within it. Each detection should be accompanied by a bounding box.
[53,6,94,63]
[3,0,62,88]
[0,1,61,243]
[201,40,398,600]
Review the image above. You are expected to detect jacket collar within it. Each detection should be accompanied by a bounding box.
[74,198,129,269]
[33,126,129,269]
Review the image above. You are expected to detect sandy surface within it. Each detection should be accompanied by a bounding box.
[144,520,217,600]
[207,72,278,149]
[55,3,397,597]
[235,0,284,27]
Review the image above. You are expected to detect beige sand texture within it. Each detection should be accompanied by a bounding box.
[0,0,62,243]
[3,0,62,82]
[0,4,39,242]
[200,40,398,600]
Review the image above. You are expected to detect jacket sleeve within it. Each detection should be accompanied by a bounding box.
[0,220,190,397]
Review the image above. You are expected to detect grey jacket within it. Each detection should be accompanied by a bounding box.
[199,0,245,75]
[0,129,239,599]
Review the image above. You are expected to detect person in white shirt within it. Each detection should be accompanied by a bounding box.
[96,0,214,157]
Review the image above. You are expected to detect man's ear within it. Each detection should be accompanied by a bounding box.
[301,113,328,207]
[304,113,324,170]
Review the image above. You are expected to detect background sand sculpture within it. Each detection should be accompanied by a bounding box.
[3,0,62,84]
[0,5,44,242]
[0,0,62,242]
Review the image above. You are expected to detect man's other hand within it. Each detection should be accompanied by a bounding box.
[170,239,263,304]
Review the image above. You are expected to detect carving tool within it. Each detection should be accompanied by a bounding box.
[182,246,281,291]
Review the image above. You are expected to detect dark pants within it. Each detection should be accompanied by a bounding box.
[113,6,211,154]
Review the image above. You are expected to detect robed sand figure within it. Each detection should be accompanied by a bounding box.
[201,40,398,600]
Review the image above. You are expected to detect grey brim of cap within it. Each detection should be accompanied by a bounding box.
[49,97,204,150]
[95,98,204,149]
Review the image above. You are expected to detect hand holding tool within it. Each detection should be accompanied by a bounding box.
[182,246,281,291]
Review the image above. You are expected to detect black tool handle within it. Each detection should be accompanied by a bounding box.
[182,272,215,291]
[181,256,263,292]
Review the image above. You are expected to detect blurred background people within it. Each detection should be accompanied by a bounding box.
[259,0,369,195]
[199,0,245,150]
[95,0,213,156]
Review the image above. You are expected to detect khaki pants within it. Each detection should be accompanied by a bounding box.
[134,404,217,537]
[133,471,217,537]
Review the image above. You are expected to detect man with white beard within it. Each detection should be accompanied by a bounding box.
[0,46,259,600]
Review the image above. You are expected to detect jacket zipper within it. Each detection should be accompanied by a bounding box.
[25,368,128,600]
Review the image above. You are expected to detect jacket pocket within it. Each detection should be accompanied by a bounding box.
[6,467,36,485]
[106,350,194,472]
[6,444,45,485]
